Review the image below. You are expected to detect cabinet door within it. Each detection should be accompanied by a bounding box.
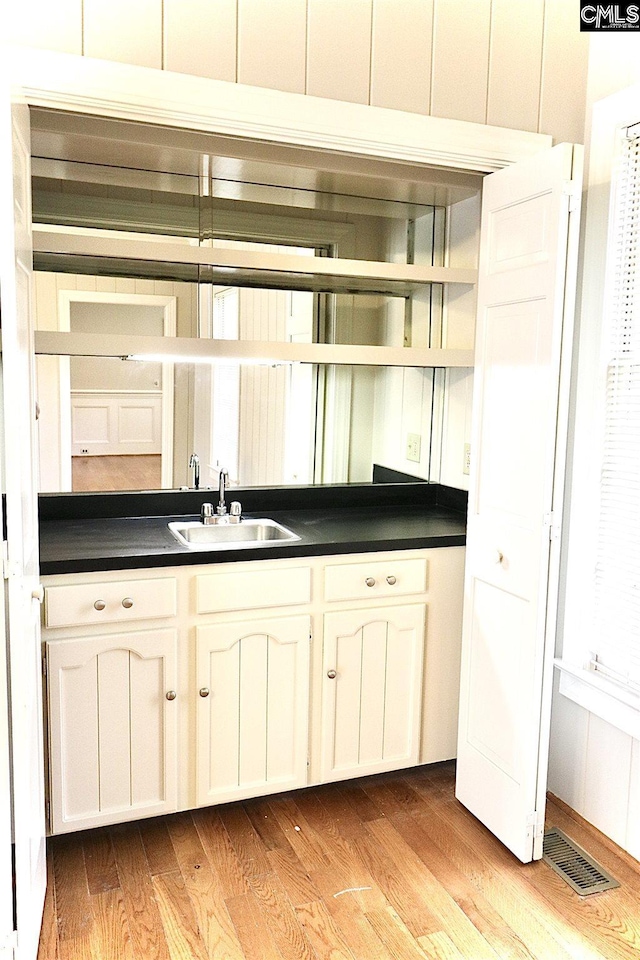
[47,629,178,834]
[196,616,310,805]
[321,603,425,782]
[456,143,581,863]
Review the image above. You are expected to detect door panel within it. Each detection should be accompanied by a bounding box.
[0,84,46,957]
[47,630,179,833]
[456,143,580,863]
[196,616,310,804]
[321,603,425,782]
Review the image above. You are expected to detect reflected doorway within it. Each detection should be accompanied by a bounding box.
[56,291,176,491]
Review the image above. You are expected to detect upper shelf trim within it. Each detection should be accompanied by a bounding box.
[32,230,478,289]
[34,332,474,370]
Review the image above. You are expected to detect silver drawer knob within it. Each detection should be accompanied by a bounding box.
[327,669,337,679]
[94,599,106,611]
[365,577,376,587]
[199,687,210,697]
[122,597,134,609]
[386,575,397,585]
[166,690,177,701]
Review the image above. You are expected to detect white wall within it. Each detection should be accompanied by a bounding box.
[548,38,640,860]
[8,0,588,145]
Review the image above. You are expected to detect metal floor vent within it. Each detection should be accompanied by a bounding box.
[542,827,620,896]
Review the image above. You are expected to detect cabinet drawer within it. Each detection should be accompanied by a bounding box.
[324,557,427,602]
[44,577,177,628]
[196,565,311,614]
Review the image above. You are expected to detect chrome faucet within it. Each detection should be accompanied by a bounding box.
[189,453,200,490]
[217,468,229,515]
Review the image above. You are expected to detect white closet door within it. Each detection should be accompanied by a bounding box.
[456,143,581,863]
[0,85,47,957]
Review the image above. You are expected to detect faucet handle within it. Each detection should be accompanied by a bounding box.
[201,502,214,524]
[229,501,242,518]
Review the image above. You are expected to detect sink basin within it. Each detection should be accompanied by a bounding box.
[168,518,300,550]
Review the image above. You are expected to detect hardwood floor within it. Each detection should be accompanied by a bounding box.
[72,455,162,492]
[38,763,640,960]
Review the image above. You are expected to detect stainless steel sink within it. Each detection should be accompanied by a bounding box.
[168,518,300,551]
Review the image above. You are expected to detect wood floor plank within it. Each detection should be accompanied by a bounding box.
[266,845,322,909]
[365,816,502,959]
[83,828,120,895]
[310,865,395,960]
[350,823,443,938]
[217,803,273,880]
[110,823,172,960]
[192,807,250,900]
[246,872,317,960]
[151,870,209,960]
[418,931,466,960]
[225,890,286,960]
[243,798,292,852]
[138,817,181,877]
[90,888,135,960]
[408,779,601,960]
[266,796,331,874]
[294,900,355,960]
[165,812,246,960]
[389,806,538,960]
[37,851,59,960]
[52,833,93,941]
[40,766,640,960]
[365,906,432,960]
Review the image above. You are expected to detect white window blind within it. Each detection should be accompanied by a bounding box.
[593,128,640,691]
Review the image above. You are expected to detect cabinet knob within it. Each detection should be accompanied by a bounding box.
[365,577,376,587]
[494,550,504,565]
[386,575,397,585]
[94,599,106,611]
[166,690,177,701]
[327,669,337,679]
[32,585,45,603]
[122,597,134,609]
[199,687,210,698]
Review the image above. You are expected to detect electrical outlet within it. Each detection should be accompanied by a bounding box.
[463,443,471,475]
[406,433,421,462]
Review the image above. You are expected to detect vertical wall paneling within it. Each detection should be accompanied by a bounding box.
[238,0,306,94]
[83,0,163,69]
[547,673,589,814]
[626,739,640,860]
[163,0,237,82]
[487,0,544,132]
[430,0,492,124]
[538,0,589,144]
[7,0,82,54]
[306,0,373,104]
[369,0,433,114]
[582,714,633,849]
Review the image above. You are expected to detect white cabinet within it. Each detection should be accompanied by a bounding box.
[46,628,178,834]
[320,603,425,782]
[42,545,464,833]
[195,616,310,805]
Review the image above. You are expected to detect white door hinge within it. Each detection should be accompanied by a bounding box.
[526,810,545,840]
[1,542,17,580]
[543,511,561,542]
[563,179,581,213]
[0,930,18,953]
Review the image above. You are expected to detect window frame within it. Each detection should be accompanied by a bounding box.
[557,81,640,739]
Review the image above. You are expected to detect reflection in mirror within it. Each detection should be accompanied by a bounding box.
[33,150,448,494]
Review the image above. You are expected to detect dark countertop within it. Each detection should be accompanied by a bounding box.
[40,494,467,577]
